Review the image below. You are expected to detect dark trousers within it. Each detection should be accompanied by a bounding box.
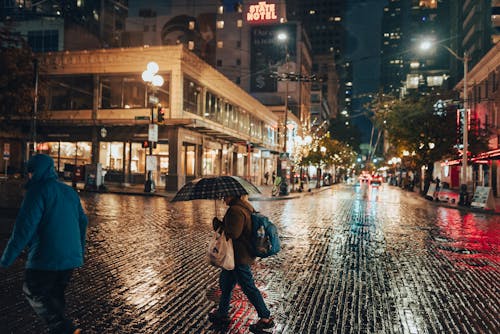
[217,264,271,319]
[23,269,75,334]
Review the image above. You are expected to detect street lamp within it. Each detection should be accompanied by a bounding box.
[277,32,290,195]
[142,61,164,193]
[419,40,469,190]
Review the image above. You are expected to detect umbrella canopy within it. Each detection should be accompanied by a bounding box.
[171,176,261,202]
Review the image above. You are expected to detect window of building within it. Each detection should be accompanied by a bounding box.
[99,74,169,109]
[217,59,222,67]
[216,20,224,29]
[236,59,241,66]
[182,144,196,176]
[202,148,220,176]
[48,75,93,110]
[100,142,125,171]
[28,30,59,52]
[183,77,202,116]
[237,19,243,28]
[38,141,91,175]
[236,40,241,48]
[217,41,224,48]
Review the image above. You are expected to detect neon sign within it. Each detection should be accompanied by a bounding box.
[246,1,278,23]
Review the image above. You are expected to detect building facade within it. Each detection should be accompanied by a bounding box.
[0,45,281,191]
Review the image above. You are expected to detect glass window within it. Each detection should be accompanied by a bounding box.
[100,142,125,171]
[182,144,196,176]
[239,109,250,134]
[100,74,169,109]
[130,142,146,173]
[202,148,220,176]
[37,141,91,174]
[48,76,93,110]
[28,30,59,52]
[183,77,202,116]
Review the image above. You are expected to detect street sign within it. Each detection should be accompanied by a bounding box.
[3,143,10,160]
[148,124,158,142]
[149,95,159,104]
[146,155,157,171]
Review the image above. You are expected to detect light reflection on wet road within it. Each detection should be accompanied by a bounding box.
[0,184,498,333]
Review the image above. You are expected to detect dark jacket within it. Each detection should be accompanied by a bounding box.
[0,154,88,270]
[221,197,255,265]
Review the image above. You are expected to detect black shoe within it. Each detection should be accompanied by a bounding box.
[208,311,230,324]
[249,317,274,331]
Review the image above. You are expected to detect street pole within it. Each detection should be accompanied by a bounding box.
[144,101,154,192]
[142,62,163,193]
[461,52,468,190]
[279,43,289,195]
[32,58,39,155]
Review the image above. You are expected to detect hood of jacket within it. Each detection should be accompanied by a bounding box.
[26,154,58,189]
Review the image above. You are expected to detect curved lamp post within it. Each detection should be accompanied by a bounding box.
[419,40,469,190]
[142,61,164,193]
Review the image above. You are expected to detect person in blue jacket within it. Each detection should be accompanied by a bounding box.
[0,154,88,334]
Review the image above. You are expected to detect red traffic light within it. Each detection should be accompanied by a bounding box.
[157,107,165,123]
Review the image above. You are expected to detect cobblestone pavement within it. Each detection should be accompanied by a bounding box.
[0,184,499,334]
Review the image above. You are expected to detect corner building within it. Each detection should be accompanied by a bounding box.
[34,45,280,191]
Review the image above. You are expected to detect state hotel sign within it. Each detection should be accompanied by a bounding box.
[246,1,279,24]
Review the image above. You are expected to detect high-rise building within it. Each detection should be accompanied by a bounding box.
[0,0,128,51]
[380,0,407,96]
[287,0,346,120]
[380,0,498,96]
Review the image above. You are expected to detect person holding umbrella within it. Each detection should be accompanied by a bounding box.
[209,195,274,332]
[170,175,272,330]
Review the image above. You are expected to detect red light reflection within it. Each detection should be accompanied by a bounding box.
[434,208,500,269]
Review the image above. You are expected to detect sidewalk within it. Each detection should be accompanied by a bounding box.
[80,181,332,201]
[402,186,500,215]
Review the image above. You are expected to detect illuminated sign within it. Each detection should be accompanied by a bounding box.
[246,1,278,23]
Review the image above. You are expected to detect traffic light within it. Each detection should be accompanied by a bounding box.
[157,105,165,123]
[142,141,157,148]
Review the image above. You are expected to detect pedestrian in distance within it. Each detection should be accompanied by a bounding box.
[264,171,269,185]
[0,154,88,334]
[271,170,276,184]
[209,195,274,332]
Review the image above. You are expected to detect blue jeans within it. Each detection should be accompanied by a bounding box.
[23,269,76,334]
[217,264,271,319]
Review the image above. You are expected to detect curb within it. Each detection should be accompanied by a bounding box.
[404,187,500,216]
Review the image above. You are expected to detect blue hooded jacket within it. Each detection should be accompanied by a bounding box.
[0,154,88,270]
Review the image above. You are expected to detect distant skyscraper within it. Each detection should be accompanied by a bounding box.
[287,0,347,119]
[0,0,128,51]
[380,0,406,96]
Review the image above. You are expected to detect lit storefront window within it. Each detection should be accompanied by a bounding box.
[203,148,220,176]
[100,142,124,171]
[181,144,196,176]
[37,141,91,176]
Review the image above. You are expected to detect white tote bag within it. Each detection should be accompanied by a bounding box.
[207,228,235,270]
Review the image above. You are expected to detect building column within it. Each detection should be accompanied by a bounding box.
[166,127,182,191]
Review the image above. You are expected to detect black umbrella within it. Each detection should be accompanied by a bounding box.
[171,176,261,202]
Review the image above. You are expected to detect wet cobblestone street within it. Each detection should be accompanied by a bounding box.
[1,184,499,333]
